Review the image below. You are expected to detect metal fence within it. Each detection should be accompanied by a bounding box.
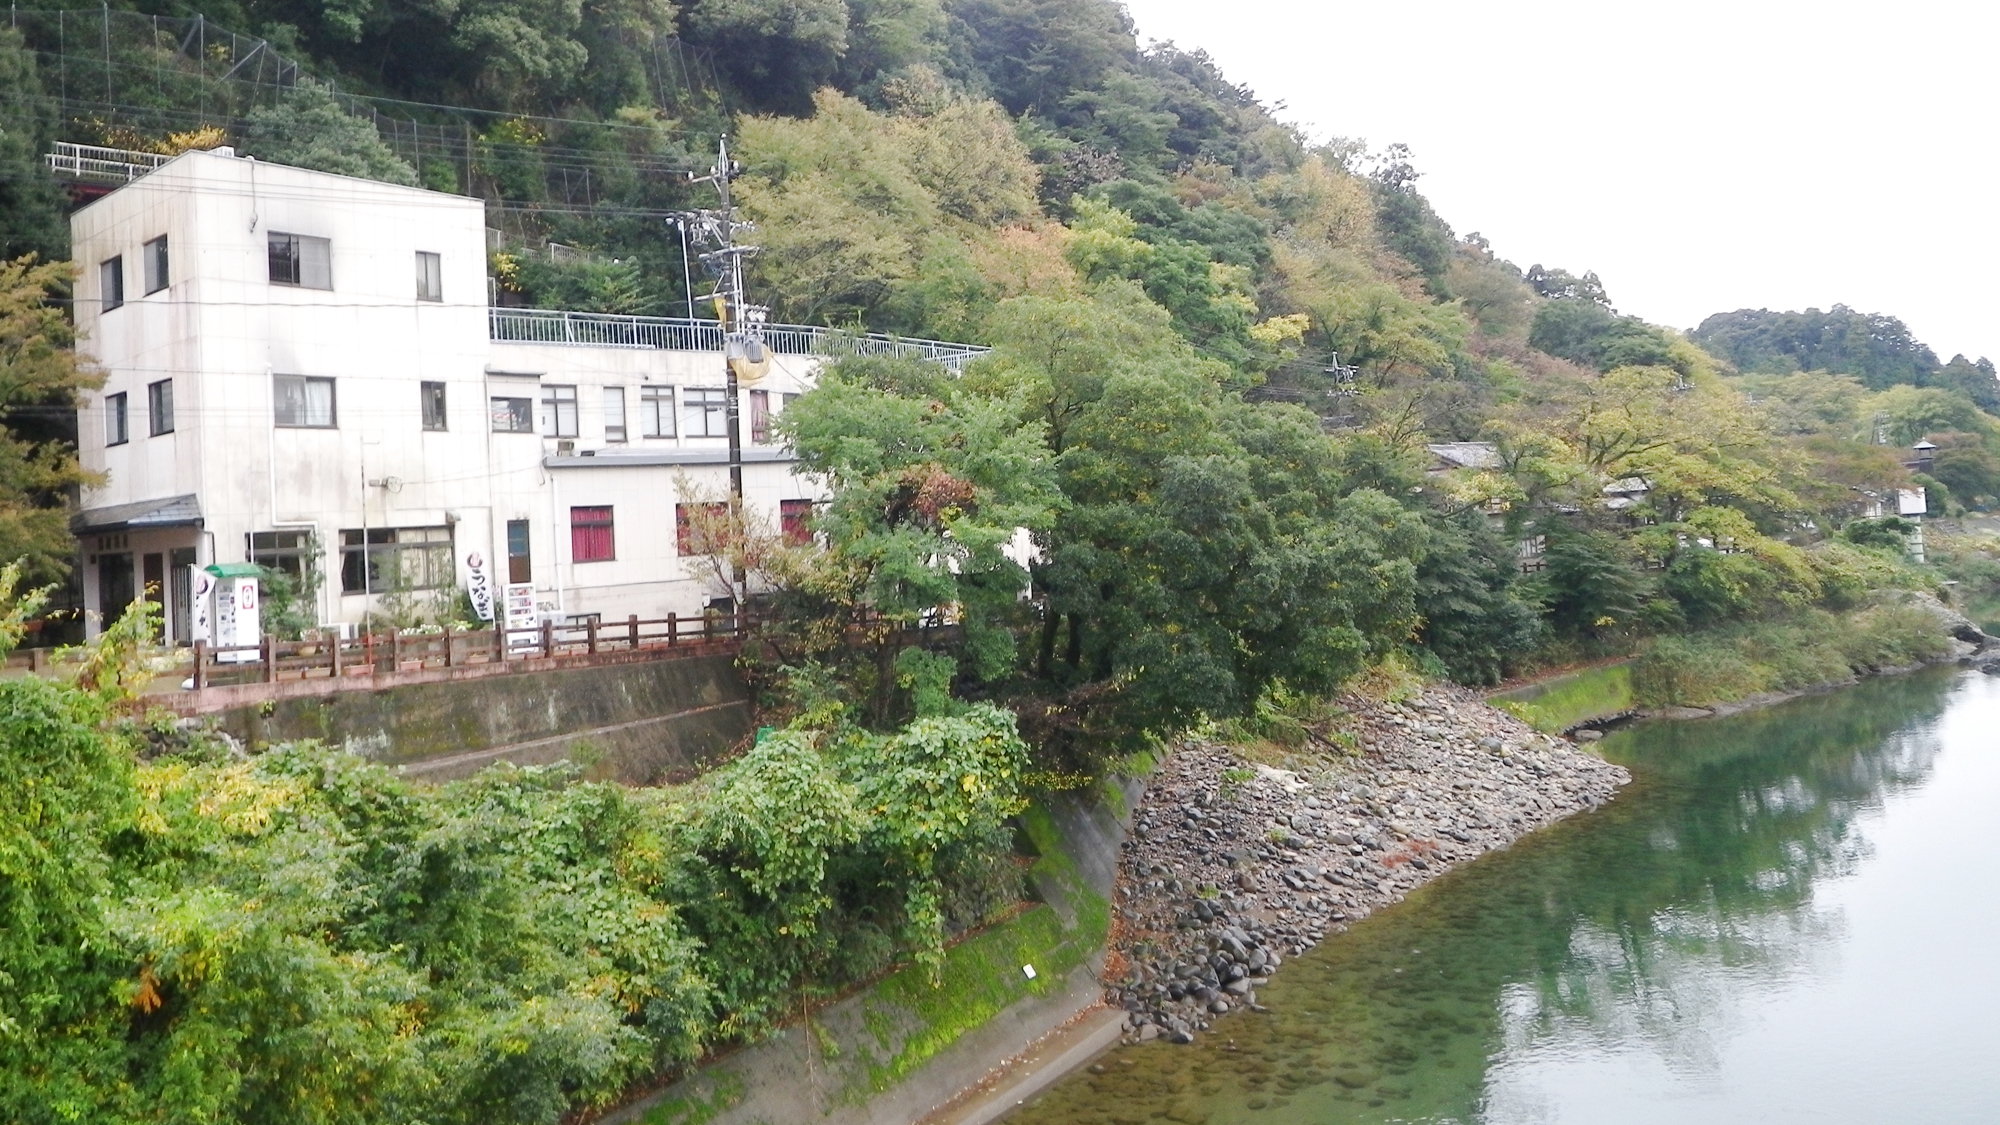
[489,308,990,371]
[44,141,171,184]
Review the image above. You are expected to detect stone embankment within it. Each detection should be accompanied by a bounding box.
[1102,684,1628,1045]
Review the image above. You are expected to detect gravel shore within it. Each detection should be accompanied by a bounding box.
[1102,683,1629,1045]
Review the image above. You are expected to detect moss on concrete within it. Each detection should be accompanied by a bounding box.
[1492,663,1633,732]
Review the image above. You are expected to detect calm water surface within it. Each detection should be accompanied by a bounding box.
[1006,667,2000,1124]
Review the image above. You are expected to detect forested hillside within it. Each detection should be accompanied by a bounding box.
[6,0,2000,1119]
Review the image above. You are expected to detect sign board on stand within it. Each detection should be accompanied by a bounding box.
[205,563,261,662]
[465,552,495,622]
[188,567,214,644]
[503,582,539,650]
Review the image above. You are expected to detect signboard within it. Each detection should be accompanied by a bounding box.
[503,581,539,649]
[188,567,214,644]
[213,573,260,662]
[1897,488,1928,517]
[464,551,496,621]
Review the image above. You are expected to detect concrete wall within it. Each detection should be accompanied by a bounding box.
[212,652,750,784]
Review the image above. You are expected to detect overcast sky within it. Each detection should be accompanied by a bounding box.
[1121,0,1999,362]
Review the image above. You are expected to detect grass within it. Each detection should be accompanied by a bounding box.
[1491,662,1633,733]
[1628,603,1953,709]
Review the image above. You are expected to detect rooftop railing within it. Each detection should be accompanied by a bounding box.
[489,307,990,371]
[45,142,173,184]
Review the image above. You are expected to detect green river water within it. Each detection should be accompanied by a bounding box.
[1004,666,2000,1124]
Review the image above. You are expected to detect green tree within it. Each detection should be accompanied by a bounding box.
[0,29,67,261]
[242,81,418,185]
[1,256,103,582]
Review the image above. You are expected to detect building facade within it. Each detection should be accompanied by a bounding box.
[68,147,981,639]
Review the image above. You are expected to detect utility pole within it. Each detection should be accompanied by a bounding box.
[680,136,768,614]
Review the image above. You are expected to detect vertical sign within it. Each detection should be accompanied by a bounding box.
[188,567,214,644]
[464,551,495,621]
[503,581,539,650]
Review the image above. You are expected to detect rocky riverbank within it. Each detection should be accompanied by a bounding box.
[1101,683,1628,1045]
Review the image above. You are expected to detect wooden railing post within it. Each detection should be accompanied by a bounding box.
[586,616,599,655]
[494,622,506,662]
[387,628,400,673]
[628,614,639,650]
[330,632,342,677]
[192,639,207,690]
[541,619,554,658]
[667,612,677,647]
[262,635,276,683]
[442,624,454,667]
[702,612,713,644]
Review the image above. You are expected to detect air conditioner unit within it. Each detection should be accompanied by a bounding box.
[318,621,356,641]
[556,439,576,456]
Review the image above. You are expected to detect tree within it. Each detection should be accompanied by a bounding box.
[242,82,418,185]
[1691,305,1940,391]
[1415,509,1543,684]
[1,256,103,582]
[0,29,67,262]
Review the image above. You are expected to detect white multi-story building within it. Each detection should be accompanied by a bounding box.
[67,146,983,640]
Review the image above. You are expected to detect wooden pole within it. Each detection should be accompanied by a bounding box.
[193,639,207,690]
[442,624,454,667]
[667,611,678,647]
[628,614,639,650]
[261,635,276,683]
[586,616,599,655]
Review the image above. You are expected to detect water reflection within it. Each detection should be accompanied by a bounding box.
[1004,667,1992,1125]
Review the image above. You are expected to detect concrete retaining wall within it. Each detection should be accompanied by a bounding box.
[211,653,751,784]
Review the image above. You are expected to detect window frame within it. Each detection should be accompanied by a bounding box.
[267,231,332,290]
[415,250,442,302]
[339,526,453,595]
[273,374,338,429]
[105,391,129,446]
[100,256,124,312]
[602,386,627,443]
[143,235,169,294]
[541,383,579,438]
[570,506,616,563]
[675,501,730,556]
[147,378,174,436]
[781,499,814,546]
[641,385,675,438]
[249,530,316,582]
[681,387,728,438]
[490,396,534,433]
[421,381,448,431]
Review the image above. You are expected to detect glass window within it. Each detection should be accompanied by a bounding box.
[105,392,128,446]
[339,526,452,594]
[100,256,124,312]
[541,383,578,437]
[570,506,615,562]
[491,396,533,432]
[781,499,814,546]
[143,236,168,294]
[682,387,727,437]
[641,385,674,438]
[603,387,627,442]
[249,530,316,581]
[148,379,174,436]
[421,381,447,431]
[675,501,730,556]
[415,251,442,301]
[268,232,332,289]
[749,389,771,444]
[274,375,336,428]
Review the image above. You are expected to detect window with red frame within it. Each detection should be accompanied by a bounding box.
[780,499,813,545]
[675,502,730,555]
[570,506,615,562]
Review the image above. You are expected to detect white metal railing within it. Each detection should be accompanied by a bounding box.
[488,308,990,371]
[45,142,173,184]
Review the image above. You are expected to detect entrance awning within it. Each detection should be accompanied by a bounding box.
[71,493,203,534]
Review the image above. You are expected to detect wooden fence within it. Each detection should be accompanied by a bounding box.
[186,610,757,690]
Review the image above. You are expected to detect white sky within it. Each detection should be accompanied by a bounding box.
[1121,0,2000,362]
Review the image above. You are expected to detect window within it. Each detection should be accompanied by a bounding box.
[274,374,337,428]
[641,385,674,438]
[603,387,627,442]
[143,235,169,294]
[749,389,771,444]
[340,526,452,594]
[415,251,442,301]
[570,506,615,562]
[506,519,532,583]
[491,396,533,432]
[682,387,727,437]
[781,499,814,546]
[147,379,174,436]
[100,256,124,312]
[541,383,578,437]
[249,530,316,581]
[268,231,332,289]
[421,381,447,431]
[675,502,730,556]
[105,392,128,446]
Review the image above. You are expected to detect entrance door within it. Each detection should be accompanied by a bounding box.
[169,547,197,644]
[98,553,135,631]
[507,519,532,583]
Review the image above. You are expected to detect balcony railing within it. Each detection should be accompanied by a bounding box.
[489,307,990,371]
[45,142,173,184]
